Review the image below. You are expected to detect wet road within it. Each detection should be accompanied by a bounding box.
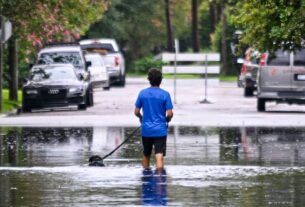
[2,78,305,206]
[2,78,305,127]
[1,126,305,206]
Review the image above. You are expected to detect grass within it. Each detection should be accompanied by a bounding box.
[163,74,202,79]
[219,75,237,82]
[1,89,22,113]
[128,72,237,81]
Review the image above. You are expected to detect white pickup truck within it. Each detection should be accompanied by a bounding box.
[79,39,126,86]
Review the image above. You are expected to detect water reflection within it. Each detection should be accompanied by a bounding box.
[2,126,305,167]
[142,169,167,206]
[1,126,305,206]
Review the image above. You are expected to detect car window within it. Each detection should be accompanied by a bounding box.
[30,67,78,81]
[38,52,84,69]
[293,49,305,66]
[81,43,115,53]
[267,50,290,66]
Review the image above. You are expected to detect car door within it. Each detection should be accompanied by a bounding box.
[260,50,292,92]
[291,49,305,92]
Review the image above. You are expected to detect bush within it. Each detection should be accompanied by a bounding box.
[132,55,164,74]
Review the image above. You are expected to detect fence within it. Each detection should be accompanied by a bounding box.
[157,51,220,104]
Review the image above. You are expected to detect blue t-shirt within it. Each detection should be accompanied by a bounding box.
[135,87,173,137]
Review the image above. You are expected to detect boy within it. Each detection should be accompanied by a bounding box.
[134,68,173,170]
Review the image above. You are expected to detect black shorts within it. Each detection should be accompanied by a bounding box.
[142,136,167,157]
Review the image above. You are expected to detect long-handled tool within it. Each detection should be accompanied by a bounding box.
[89,126,141,166]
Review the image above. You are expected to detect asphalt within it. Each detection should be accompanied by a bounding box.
[1,77,305,127]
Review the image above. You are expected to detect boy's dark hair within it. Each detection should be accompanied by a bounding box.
[148,68,163,86]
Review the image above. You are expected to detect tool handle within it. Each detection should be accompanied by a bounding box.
[102,126,141,160]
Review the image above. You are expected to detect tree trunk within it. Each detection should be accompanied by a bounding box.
[0,16,4,112]
[8,30,18,102]
[192,0,199,52]
[221,3,228,75]
[209,1,216,33]
[164,0,174,52]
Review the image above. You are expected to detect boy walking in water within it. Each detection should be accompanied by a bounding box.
[134,68,173,170]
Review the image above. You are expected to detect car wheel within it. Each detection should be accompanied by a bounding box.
[78,104,87,110]
[90,90,94,106]
[86,87,94,107]
[257,98,266,112]
[22,106,31,113]
[118,73,126,87]
[244,87,254,97]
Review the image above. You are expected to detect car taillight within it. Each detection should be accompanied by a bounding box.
[115,56,119,66]
[260,53,267,66]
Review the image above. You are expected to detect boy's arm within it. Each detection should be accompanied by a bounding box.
[134,108,142,123]
[166,109,173,123]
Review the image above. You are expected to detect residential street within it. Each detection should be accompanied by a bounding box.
[1,77,305,127]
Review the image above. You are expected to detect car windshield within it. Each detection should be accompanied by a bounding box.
[30,67,78,82]
[37,52,84,69]
[85,55,105,67]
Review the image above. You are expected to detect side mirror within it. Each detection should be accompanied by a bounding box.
[121,48,128,56]
[85,61,92,70]
[28,63,34,70]
[21,77,29,85]
[78,73,84,81]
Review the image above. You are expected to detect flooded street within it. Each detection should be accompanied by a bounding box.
[1,126,305,206]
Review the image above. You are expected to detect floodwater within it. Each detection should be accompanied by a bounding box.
[1,126,305,206]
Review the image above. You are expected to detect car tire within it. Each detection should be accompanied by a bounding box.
[118,73,126,87]
[103,86,110,90]
[257,98,266,112]
[244,87,254,97]
[90,90,94,106]
[86,87,94,107]
[78,104,87,110]
[22,106,31,113]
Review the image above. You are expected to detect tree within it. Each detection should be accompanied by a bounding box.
[192,0,199,52]
[221,1,228,75]
[0,0,109,110]
[165,0,174,52]
[233,0,305,52]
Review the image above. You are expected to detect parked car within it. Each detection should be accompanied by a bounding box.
[22,64,93,112]
[79,39,126,86]
[85,53,110,90]
[238,47,260,96]
[257,49,305,111]
[36,42,91,80]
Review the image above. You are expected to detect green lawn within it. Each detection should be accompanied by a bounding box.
[1,89,22,113]
[219,75,237,82]
[128,72,237,81]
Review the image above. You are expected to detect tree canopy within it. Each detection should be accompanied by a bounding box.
[1,0,109,59]
[233,0,305,52]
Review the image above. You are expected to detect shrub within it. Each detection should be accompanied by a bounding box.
[133,55,164,74]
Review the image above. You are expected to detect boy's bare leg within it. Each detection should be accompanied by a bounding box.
[142,155,150,169]
[155,153,164,170]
